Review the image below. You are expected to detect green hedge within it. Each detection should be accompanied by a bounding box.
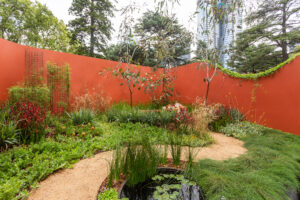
[196,53,300,80]
[9,86,50,109]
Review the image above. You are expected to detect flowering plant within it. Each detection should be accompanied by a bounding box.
[163,103,193,127]
[10,102,46,142]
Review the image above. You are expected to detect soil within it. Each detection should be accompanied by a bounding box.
[28,133,247,200]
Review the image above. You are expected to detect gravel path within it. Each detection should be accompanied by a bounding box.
[28,133,247,200]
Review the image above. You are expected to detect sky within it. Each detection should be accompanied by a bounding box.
[37,0,198,44]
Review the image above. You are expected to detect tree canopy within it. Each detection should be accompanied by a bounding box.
[0,0,74,52]
[228,0,300,73]
[68,0,114,57]
[134,11,192,68]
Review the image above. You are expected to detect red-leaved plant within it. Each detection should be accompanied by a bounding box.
[163,103,194,129]
[10,102,46,142]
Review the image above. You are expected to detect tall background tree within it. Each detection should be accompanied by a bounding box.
[0,0,74,52]
[68,0,114,57]
[228,0,300,73]
[135,11,192,68]
[105,42,155,66]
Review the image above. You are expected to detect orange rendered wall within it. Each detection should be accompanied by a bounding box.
[0,38,155,106]
[0,38,300,135]
[173,59,300,135]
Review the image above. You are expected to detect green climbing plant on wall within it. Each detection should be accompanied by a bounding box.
[197,53,300,80]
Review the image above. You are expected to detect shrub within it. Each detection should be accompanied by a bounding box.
[9,102,46,143]
[219,121,265,138]
[163,103,194,129]
[9,85,50,109]
[107,104,176,127]
[67,109,95,125]
[72,90,111,113]
[209,106,245,132]
[0,110,19,151]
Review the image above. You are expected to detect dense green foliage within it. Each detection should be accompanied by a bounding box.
[209,106,245,132]
[107,104,176,127]
[68,0,114,57]
[105,42,153,66]
[8,86,50,109]
[189,128,300,200]
[0,109,19,151]
[219,121,265,138]
[228,0,300,72]
[97,188,127,200]
[228,44,282,73]
[0,0,74,52]
[134,11,192,67]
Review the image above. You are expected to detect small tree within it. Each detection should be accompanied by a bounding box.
[197,0,243,105]
[109,63,148,108]
[100,3,149,107]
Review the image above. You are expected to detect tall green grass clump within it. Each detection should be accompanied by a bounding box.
[109,135,162,187]
[67,109,95,125]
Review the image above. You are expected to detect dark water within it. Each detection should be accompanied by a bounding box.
[119,168,205,200]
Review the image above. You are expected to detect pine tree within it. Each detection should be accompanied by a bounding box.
[228,0,300,72]
[135,11,192,67]
[68,0,114,57]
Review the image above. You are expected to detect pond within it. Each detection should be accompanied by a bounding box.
[119,168,206,200]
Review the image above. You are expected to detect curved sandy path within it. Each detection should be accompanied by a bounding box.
[28,133,247,200]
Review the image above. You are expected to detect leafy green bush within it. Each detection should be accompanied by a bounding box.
[9,86,50,109]
[219,121,265,138]
[0,111,19,151]
[97,188,128,200]
[67,109,95,125]
[209,106,244,131]
[107,104,176,127]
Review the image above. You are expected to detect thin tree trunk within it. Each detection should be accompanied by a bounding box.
[282,3,288,61]
[90,0,95,57]
[204,80,210,106]
[129,88,133,107]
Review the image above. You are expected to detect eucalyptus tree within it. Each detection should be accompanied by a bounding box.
[68,0,114,57]
[100,3,149,107]
[197,0,243,104]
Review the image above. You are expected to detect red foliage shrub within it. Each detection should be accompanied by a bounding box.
[10,102,46,134]
[163,103,194,127]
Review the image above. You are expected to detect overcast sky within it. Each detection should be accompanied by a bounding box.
[37,0,198,44]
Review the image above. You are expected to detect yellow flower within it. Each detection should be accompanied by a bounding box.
[72,133,76,136]
[81,132,86,136]
[91,126,95,130]
[61,126,66,130]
